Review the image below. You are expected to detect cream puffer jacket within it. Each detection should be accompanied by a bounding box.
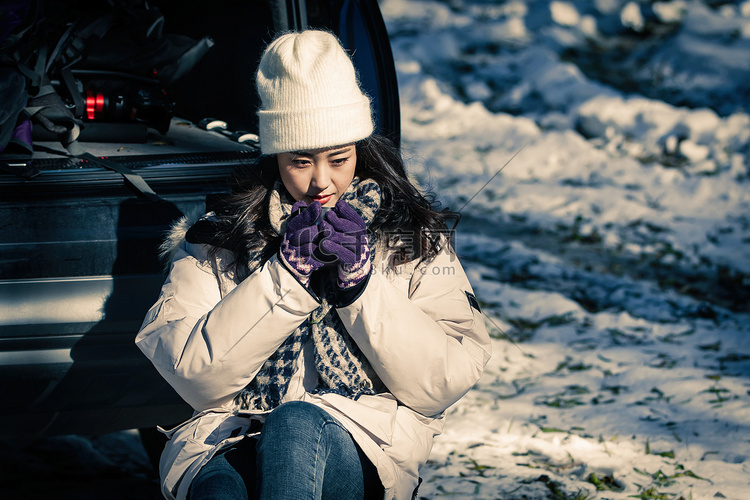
[135,226,491,500]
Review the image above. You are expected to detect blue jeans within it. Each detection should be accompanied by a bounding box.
[189,401,384,500]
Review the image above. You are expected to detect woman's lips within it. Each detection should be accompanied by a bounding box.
[311,194,333,205]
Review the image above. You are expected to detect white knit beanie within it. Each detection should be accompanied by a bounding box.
[256,30,374,155]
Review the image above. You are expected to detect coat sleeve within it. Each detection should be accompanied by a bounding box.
[336,246,491,417]
[135,242,320,411]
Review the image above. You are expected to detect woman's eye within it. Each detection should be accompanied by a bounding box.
[331,157,348,166]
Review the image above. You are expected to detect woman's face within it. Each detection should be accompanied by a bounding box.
[277,144,357,207]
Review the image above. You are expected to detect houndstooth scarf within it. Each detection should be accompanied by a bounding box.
[232,177,382,412]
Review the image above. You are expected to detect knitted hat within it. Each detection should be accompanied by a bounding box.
[256,30,374,155]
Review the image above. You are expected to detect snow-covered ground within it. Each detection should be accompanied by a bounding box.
[3,1,749,499]
[380,0,750,498]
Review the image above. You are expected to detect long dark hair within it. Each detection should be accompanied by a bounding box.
[209,134,457,278]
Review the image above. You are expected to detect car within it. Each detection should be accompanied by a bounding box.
[0,0,400,462]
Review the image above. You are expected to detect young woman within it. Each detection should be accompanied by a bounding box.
[136,30,491,500]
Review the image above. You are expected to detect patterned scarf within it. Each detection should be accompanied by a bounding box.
[232,177,382,411]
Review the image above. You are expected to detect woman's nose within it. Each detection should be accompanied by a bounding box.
[310,164,331,188]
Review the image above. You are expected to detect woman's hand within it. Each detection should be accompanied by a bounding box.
[319,200,371,289]
[279,201,325,285]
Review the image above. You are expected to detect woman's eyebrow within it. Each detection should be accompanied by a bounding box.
[327,147,353,157]
[291,146,353,157]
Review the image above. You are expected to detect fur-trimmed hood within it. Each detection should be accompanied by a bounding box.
[159,213,202,268]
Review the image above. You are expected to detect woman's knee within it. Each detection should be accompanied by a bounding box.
[261,401,339,439]
[256,402,378,498]
[190,456,248,500]
[258,401,353,464]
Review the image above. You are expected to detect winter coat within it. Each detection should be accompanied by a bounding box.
[135,222,491,500]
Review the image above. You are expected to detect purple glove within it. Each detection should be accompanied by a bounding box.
[319,200,371,289]
[279,201,324,285]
